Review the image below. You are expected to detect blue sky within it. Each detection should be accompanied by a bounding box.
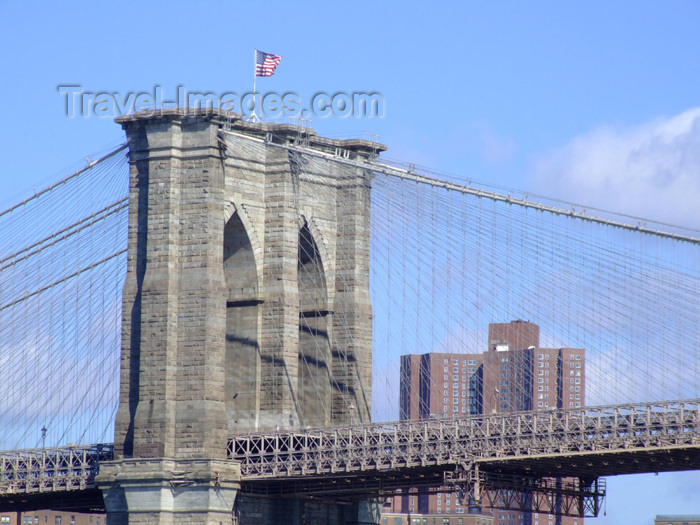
[1,1,700,522]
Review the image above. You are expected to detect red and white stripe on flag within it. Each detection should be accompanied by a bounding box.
[255,50,281,77]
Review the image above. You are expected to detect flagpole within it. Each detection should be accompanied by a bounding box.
[250,49,258,122]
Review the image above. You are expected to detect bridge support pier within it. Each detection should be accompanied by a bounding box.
[101,109,384,525]
[96,459,240,525]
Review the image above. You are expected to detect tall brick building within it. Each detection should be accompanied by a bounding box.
[394,320,585,525]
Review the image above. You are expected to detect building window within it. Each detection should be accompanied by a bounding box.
[538,354,543,360]
[538,401,543,407]
[55,519,62,525]
[1,518,10,525]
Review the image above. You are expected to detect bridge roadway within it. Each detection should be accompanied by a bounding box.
[2,400,699,514]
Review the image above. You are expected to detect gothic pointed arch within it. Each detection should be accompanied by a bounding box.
[224,210,262,431]
[297,219,333,426]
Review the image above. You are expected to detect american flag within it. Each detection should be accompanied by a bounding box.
[255,50,282,77]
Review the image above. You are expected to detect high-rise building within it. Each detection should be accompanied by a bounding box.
[393,320,585,525]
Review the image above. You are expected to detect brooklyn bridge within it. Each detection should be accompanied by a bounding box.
[1,109,699,524]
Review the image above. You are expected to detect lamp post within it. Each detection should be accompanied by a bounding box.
[41,425,47,449]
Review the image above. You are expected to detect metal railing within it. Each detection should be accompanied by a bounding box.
[2,400,698,496]
[0,444,113,494]
[229,399,700,479]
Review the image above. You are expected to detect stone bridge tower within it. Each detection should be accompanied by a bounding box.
[97,109,385,524]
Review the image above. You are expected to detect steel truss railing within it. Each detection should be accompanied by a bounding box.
[229,400,700,517]
[1,400,698,516]
[229,399,700,479]
[461,471,606,518]
[0,445,113,494]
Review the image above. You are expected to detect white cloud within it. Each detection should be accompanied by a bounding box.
[533,107,700,228]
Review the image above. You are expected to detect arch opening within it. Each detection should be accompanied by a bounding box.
[298,222,332,427]
[224,211,261,431]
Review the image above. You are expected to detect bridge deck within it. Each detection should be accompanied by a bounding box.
[230,399,700,500]
[2,400,699,500]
